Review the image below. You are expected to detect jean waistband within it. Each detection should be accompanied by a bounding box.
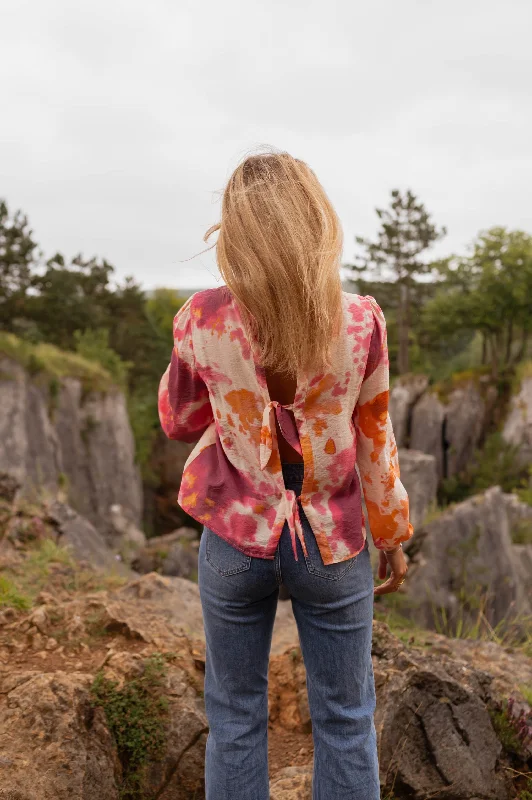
[281,462,304,494]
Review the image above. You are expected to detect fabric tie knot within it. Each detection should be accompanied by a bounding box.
[283,488,308,562]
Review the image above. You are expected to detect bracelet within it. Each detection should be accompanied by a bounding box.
[383,543,402,555]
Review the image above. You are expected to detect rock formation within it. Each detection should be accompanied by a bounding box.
[388,375,429,448]
[403,486,532,632]
[503,372,532,467]
[0,356,142,540]
[391,373,499,482]
[397,449,438,528]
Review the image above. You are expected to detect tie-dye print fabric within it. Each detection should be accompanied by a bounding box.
[158,286,413,565]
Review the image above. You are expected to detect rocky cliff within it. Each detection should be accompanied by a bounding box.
[403,486,532,633]
[0,345,142,541]
[391,370,517,481]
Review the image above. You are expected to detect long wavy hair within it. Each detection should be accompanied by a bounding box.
[204,150,344,377]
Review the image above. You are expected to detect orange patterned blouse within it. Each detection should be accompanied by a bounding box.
[158,286,413,565]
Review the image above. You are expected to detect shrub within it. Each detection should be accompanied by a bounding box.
[90,653,170,798]
[440,432,528,505]
[74,328,131,387]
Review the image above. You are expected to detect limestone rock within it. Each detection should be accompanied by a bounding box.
[410,391,446,479]
[444,381,496,478]
[108,504,147,565]
[270,765,313,799]
[132,529,199,579]
[48,501,135,578]
[375,660,507,800]
[503,373,532,466]
[0,357,142,541]
[97,573,206,645]
[389,375,429,448]
[0,671,121,800]
[397,449,438,528]
[403,486,532,631]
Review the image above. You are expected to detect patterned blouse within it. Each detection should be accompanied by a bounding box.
[158,286,413,565]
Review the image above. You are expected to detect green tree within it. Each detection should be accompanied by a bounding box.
[423,228,532,377]
[30,254,114,349]
[146,287,187,341]
[0,200,39,329]
[74,328,132,386]
[351,189,446,374]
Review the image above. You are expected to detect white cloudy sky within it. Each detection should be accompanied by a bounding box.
[1,0,531,290]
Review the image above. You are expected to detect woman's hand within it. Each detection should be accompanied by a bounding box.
[374,546,408,595]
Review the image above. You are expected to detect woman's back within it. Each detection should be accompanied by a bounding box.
[158,285,412,565]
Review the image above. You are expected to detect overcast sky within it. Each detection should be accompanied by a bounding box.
[1,0,531,290]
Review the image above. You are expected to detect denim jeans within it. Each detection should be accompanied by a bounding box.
[198,462,380,800]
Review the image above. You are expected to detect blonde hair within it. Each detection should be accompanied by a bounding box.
[205,150,344,377]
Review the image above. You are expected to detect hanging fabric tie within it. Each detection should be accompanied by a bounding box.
[259,401,307,561]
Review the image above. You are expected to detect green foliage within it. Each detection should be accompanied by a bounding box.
[146,287,187,340]
[422,228,532,379]
[0,575,32,610]
[0,332,115,392]
[350,189,446,374]
[90,653,170,798]
[511,519,532,546]
[440,432,527,506]
[28,253,115,350]
[74,328,131,387]
[520,685,532,707]
[0,199,39,329]
[490,706,525,756]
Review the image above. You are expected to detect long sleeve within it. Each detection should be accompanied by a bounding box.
[158,295,214,443]
[353,296,414,550]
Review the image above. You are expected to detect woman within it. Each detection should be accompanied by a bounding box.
[158,151,413,800]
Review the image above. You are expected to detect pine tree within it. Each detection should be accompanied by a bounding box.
[351,190,446,374]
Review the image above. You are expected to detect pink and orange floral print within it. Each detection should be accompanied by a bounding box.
[158,287,413,565]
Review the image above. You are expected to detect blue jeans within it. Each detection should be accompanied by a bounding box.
[198,463,379,800]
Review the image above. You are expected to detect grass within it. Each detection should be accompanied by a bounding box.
[490,706,526,757]
[519,684,532,707]
[0,331,115,392]
[1,536,127,609]
[90,653,171,799]
[429,589,532,657]
[0,574,32,610]
[373,591,430,648]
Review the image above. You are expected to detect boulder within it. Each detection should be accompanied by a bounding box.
[0,670,121,800]
[372,624,509,800]
[270,766,313,799]
[503,373,532,466]
[267,620,519,800]
[132,528,199,579]
[409,391,446,479]
[0,357,142,541]
[397,449,438,528]
[389,375,429,448]
[403,486,532,632]
[108,504,147,565]
[48,501,135,578]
